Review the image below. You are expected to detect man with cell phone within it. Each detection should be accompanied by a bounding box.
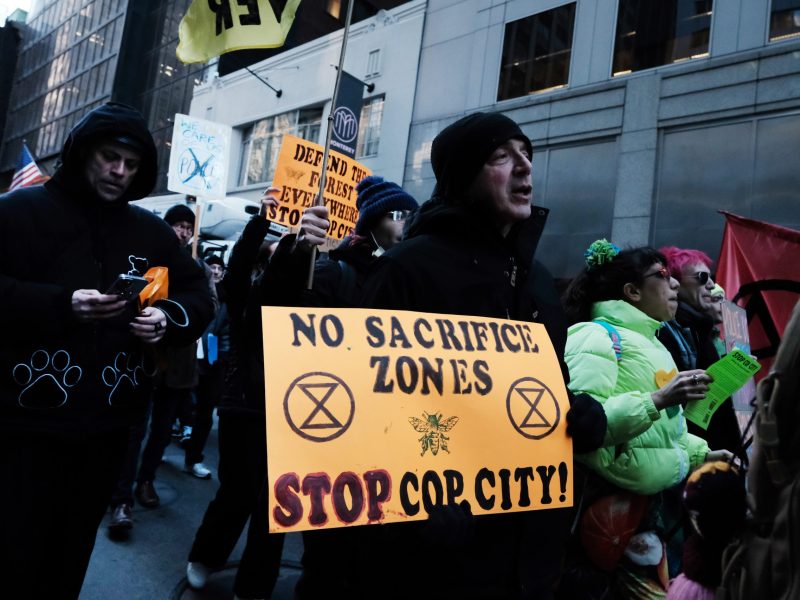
[0,102,214,599]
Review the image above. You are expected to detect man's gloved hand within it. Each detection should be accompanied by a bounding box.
[566,392,607,453]
[423,499,475,549]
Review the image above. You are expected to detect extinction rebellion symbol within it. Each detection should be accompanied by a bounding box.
[283,371,355,442]
[505,377,561,440]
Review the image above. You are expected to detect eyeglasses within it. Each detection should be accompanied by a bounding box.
[684,271,711,285]
[643,267,671,280]
[386,210,411,222]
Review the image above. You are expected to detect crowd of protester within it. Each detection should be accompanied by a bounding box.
[0,103,766,600]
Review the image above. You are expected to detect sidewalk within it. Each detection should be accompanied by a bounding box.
[81,420,302,600]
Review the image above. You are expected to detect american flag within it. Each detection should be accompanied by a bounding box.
[9,143,48,191]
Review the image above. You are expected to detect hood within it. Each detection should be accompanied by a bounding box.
[51,102,158,204]
[403,196,549,265]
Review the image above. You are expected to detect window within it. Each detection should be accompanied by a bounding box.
[239,108,322,186]
[366,49,381,78]
[770,0,800,41]
[612,0,713,75]
[497,4,576,102]
[356,95,384,157]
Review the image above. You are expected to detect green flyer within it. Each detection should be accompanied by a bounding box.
[684,348,761,430]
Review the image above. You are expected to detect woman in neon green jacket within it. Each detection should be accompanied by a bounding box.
[563,242,734,491]
[562,241,733,598]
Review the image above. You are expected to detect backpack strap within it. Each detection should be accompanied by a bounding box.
[592,319,628,457]
[593,319,622,361]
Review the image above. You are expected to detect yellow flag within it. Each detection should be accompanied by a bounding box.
[177,0,302,64]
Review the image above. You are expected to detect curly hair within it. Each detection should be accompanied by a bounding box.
[659,246,712,279]
[562,246,667,325]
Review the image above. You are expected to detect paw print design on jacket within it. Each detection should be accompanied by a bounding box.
[102,351,151,406]
[13,350,83,408]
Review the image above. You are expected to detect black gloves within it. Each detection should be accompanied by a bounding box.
[423,499,475,549]
[566,392,607,454]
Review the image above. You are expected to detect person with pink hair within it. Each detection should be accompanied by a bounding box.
[656,247,742,457]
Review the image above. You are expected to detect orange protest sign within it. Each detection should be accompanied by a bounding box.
[262,307,573,534]
[269,134,371,250]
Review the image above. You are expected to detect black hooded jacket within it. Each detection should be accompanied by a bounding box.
[0,102,214,435]
[658,302,743,455]
[223,230,377,419]
[358,199,605,599]
[364,199,567,354]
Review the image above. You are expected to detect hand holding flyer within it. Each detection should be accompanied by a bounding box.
[684,348,761,429]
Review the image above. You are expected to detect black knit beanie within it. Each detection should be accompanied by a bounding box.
[430,112,532,202]
[164,204,195,226]
[205,255,224,267]
[355,176,417,235]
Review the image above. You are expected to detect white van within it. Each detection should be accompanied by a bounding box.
[132,194,286,262]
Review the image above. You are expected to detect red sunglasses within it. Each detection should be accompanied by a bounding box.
[643,267,671,280]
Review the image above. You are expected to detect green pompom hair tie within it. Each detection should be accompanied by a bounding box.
[584,239,621,268]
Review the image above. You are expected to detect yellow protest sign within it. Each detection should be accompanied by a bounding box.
[270,134,371,251]
[262,307,573,533]
[177,0,302,64]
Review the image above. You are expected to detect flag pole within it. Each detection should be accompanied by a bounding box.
[306,0,355,290]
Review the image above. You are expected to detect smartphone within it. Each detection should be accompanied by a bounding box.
[105,274,149,301]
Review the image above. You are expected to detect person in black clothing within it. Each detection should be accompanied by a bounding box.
[108,204,217,535]
[183,254,229,477]
[186,192,285,600]
[358,112,607,599]
[254,176,418,597]
[657,246,743,457]
[0,102,214,599]
[262,174,418,308]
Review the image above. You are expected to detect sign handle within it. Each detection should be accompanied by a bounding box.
[191,198,203,260]
[307,0,355,290]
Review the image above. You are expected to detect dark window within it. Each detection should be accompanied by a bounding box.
[497,3,576,102]
[612,0,713,75]
[770,0,800,41]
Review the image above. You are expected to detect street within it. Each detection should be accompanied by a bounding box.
[81,419,302,600]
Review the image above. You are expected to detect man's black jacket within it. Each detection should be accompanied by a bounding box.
[0,103,213,435]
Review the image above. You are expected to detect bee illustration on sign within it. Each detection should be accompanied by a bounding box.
[408,412,459,456]
[284,166,304,183]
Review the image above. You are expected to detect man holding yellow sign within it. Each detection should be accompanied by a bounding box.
[355,112,607,599]
[261,113,606,599]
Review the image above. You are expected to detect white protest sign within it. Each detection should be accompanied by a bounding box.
[168,114,231,198]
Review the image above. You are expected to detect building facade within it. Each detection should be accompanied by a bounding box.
[189,0,426,204]
[404,0,800,278]
[0,14,24,151]
[0,0,205,192]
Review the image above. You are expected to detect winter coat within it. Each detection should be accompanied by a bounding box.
[566,300,710,495]
[0,103,214,435]
[215,214,270,417]
[658,302,742,455]
[226,233,376,418]
[262,233,375,308]
[357,199,602,599]
[160,260,218,390]
[362,200,569,365]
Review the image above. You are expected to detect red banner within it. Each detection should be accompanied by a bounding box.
[716,212,800,379]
